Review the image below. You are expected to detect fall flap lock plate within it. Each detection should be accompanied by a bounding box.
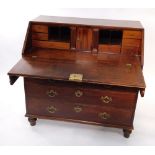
[69,73,83,82]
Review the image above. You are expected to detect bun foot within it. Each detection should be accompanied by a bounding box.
[123,129,132,138]
[28,117,37,126]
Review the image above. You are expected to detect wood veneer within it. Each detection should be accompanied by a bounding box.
[8,15,146,138]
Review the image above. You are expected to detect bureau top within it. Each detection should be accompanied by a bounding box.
[32,15,143,29]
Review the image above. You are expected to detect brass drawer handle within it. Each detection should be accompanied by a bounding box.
[47,89,57,97]
[101,96,112,104]
[74,106,82,113]
[47,106,57,114]
[75,90,83,97]
[98,112,110,120]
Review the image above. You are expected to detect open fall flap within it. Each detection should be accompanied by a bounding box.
[8,56,146,89]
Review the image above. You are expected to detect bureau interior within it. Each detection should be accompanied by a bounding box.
[29,22,143,66]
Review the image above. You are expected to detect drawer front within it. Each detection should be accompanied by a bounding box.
[32,40,70,50]
[32,33,48,41]
[26,97,133,126]
[98,45,121,53]
[24,78,137,109]
[122,39,141,47]
[123,30,142,39]
[122,46,140,55]
[32,25,48,33]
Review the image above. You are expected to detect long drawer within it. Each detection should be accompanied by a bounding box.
[26,97,133,126]
[24,78,138,109]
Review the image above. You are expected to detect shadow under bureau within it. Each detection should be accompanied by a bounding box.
[8,15,146,138]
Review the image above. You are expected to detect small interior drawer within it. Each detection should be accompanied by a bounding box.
[98,45,121,53]
[32,33,48,40]
[32,40,70,50]
[123,30,142,39]
[122,46,140,55]
[32,25,48,33]
[122,39,141,47]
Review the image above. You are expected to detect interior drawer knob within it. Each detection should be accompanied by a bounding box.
[98,112,110,120]
[101,96,112,103]
[74,106,82,113]
[47,105,57,114]
[47,89,57,97]
[75,90,83,97]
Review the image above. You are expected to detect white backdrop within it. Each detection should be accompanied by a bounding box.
[0,7,155,145]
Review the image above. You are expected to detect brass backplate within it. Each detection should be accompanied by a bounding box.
[69,73,83,82]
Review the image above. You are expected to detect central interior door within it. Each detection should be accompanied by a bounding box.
[76,27,92,51]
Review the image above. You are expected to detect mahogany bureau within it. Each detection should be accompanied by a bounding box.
[8,15,146,138]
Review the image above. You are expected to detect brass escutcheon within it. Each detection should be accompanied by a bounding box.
[75,90,83,97]
[101,96,112,104]
[98,112,110,120]
[47,89,57,98]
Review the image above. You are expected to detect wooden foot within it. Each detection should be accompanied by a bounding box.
[123,129,132,138]
[28,117,37,126]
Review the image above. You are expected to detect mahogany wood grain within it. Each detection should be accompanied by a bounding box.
[8,16,146,138]
[98,45,121,53]
[26,96,133,125]
[24,78,138,109]
[32,40,70,49]
[123,30,142,39]
[70,26,76,50]
[8,56,145,89]
[122,46,140,55]
[32,24,48,33]
[92,28,99,53]
[122,39,141,47]
[21,17,144,65]
[141,29,144,67]
[32,33,48,40]
[26,114,133,130]
[32,15,144,29]
[76,27,92,51]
